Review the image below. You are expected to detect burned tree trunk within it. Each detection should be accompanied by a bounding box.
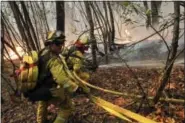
[103,2,109,64]
[41,2,50,32]
[20,1,40,51]
[154,2,180,104]
[143,1,151,28]
[9,1,39,51]
[90,2,107,63]
[1,17,5,72]
[1,38,4,72]
[84,2,97,67]
[107,2,116,51]
[151,1,162,26]
[9,2,31,50]
[56,1,65,32]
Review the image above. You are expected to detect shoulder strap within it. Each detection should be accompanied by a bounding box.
[37,48,52,85]
[38,48,49,57]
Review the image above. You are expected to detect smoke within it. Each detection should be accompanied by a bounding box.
[63,2,184,48]
[37,2,183,63]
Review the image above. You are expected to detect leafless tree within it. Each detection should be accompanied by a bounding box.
[154,2,181,104]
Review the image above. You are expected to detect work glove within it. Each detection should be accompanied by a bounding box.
[50,87,65,101]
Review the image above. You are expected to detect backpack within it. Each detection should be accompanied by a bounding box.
[16,51,39,93]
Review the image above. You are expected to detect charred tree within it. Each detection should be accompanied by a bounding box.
[143,1,151,28]
[41,2,50,32]
[151,1,162,26]
[9,2,31,50]
[91,2,110,64]
[107,2,116,52]
[84,2,97,67]
[9,1,39,51]
[1,17,5,72]
[154,2,180,104]
[20,1,40,51]
[102,2,109,64]
[56,1,65,32]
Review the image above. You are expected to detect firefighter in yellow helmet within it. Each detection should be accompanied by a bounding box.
[64,36,91,82]
[24,30,80,123]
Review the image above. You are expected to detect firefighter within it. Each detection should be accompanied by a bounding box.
[64,36,92,82]
[25,30,80,123]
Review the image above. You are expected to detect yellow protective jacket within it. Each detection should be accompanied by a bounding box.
[38,48,78,93]
[36,48,78,123]
[63,47,90,81]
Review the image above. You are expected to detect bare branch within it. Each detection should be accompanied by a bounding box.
[129,17,184,47]
[149,24,170,52]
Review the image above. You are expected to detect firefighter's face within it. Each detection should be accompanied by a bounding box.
[51,42,64,54]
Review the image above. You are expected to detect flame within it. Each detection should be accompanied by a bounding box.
[124,29,132,41]
[125,29,130,36]
[9,46,24,60]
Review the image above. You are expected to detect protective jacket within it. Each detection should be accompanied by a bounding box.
[26,47,77,123]
[64,46,90,81]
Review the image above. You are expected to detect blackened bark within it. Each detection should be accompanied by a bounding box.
[41,2,50,32]
[20,1,40,51]
[9,2,32,50]
[103,2,109,64]
[56,1,65,32]
[154,2,180,104]
[1,17,5,72]
[90,3,107,63]
[84,2,97,67]
[143,1,151,28]
[107,2,115,50]
[151,1,162,26]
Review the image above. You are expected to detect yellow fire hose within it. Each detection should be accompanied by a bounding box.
[59,55,158,123]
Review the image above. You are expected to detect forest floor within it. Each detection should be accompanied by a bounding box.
[1,61,184,123]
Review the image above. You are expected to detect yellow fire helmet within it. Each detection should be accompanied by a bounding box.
[79,35,90,45]
[45,30,66,46]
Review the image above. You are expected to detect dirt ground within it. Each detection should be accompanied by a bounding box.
[1,65,184,123]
